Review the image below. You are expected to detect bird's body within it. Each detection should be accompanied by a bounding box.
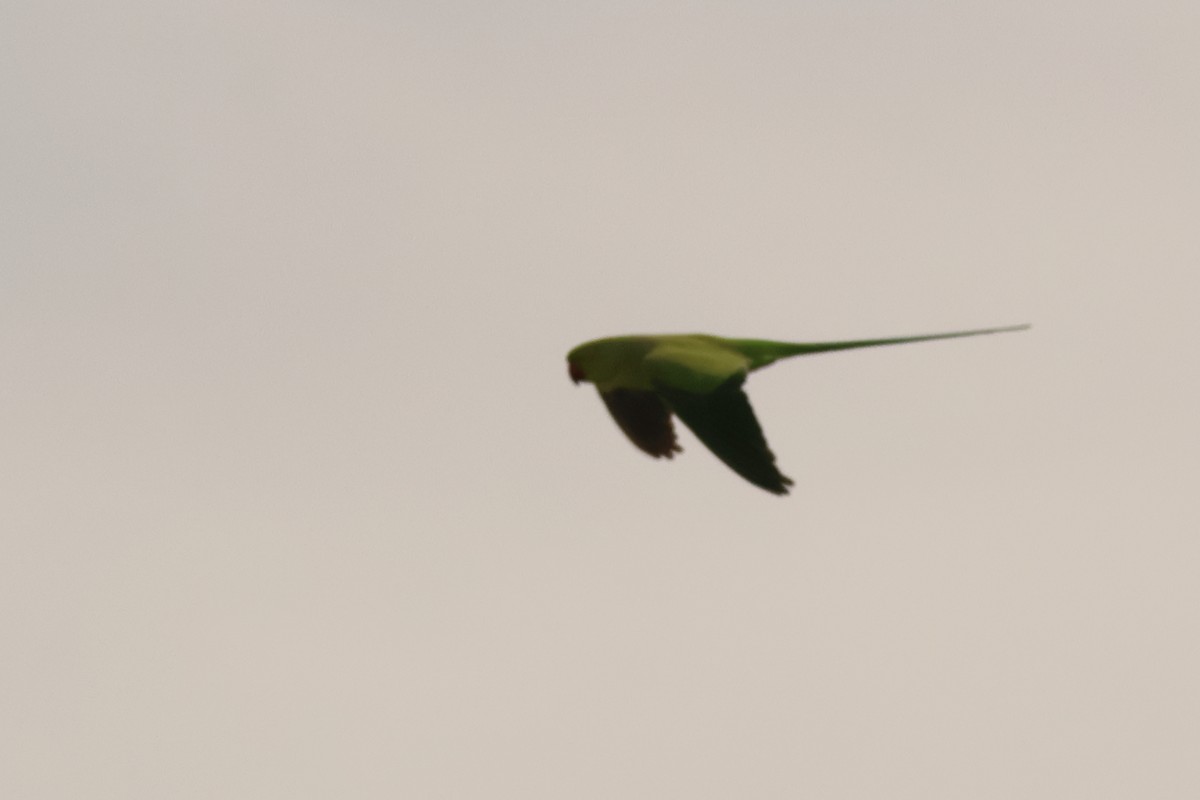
[567,325,1029,495]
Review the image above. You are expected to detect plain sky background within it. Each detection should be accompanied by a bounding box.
[3,2,1198,797]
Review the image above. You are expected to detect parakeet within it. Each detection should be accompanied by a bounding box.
[566,325,1029,494]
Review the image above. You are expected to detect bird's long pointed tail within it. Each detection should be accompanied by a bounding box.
[733,324,1030,371]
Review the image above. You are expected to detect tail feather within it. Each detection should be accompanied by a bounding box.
[731,324,1030,371]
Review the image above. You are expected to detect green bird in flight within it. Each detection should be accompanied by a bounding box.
[567,324,1029,495]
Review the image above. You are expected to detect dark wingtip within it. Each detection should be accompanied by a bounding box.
[659,442,683,460]
[765,475,794,496]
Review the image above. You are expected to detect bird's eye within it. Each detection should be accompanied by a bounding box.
[568,361,586,384]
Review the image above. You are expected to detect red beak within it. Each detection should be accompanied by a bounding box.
[568,361,586,384]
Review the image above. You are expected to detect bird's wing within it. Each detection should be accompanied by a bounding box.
[655,375,794,495]
[643,340,750,394]
[599,388,682,459]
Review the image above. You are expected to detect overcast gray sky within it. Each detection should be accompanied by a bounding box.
[4,2,1198,797]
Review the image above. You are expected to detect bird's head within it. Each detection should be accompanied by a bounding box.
[566,337,643,390]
